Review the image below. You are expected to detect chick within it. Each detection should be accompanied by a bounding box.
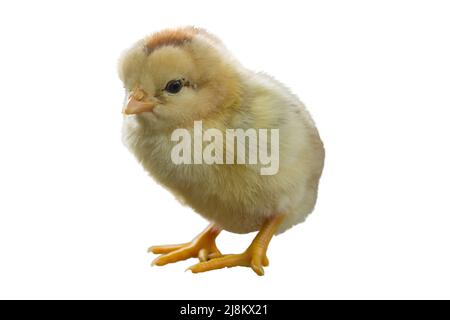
[119,27,324,276]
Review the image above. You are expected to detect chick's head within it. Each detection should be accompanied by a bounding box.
[118,27,242,131]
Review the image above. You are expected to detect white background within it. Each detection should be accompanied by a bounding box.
[0,0,449,300]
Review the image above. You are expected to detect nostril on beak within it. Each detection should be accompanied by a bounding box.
[132,88,146,101]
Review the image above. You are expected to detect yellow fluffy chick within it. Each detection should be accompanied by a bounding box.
[119,27,325,276]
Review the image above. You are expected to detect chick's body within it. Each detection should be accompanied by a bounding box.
[120,27,324,274]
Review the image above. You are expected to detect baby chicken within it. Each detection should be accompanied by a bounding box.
[119,27,324,276]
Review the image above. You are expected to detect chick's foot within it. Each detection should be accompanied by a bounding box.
[187,248,269,276]
[149,224,222,266]
[187,214,285,276]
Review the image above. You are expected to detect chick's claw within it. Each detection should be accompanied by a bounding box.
[262,255,269,267]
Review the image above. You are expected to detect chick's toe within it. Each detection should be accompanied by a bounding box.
[149,224,222,266]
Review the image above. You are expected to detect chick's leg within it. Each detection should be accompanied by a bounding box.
[149,224,222,266]
[188,214,285,276]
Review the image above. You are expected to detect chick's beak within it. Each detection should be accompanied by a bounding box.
[123,88,156,115]
[123,97,156,115]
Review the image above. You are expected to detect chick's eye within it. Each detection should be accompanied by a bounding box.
[164,79,183,94]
